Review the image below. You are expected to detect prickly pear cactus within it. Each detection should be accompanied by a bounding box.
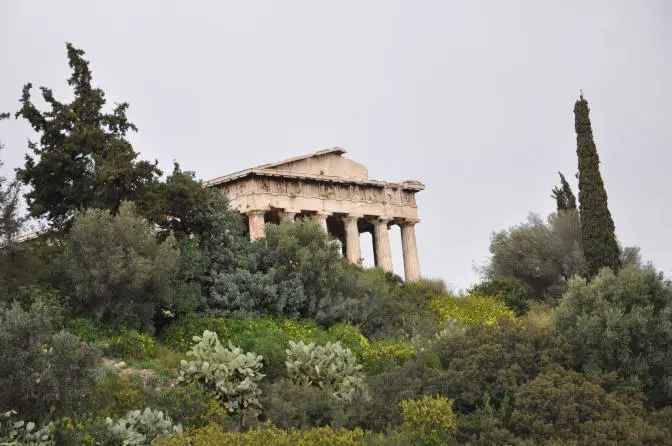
[285,340,365,400]
[179,330,265,416]
[0,410,54,446]
[106,407,182,446]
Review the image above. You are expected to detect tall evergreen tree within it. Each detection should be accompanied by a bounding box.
[551,172,577,212]
[15,43,161,229]
[574,94,620,276]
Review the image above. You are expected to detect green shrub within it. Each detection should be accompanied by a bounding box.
[106,407,182,445]
[0,301,101,419]
[362,340,416,374]
[62,202,180,329]
[469,277,531,316]
[508,369,669,444]
[105,329,158,360]
[66,317,107,344]
[179,330,265,423]
[401,395,456,446]
[556,265,672,406]
[286,341,365,401]
[152,421,385,446]
[430,294,515,327]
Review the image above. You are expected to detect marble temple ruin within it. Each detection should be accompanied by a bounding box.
[203,148,424,281]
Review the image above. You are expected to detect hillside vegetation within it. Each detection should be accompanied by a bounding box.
[2,44,672,445]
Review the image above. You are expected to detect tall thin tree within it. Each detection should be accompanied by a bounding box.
[574,94,620,276]
[551,171,577,212]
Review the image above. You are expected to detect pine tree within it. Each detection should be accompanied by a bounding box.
[574,94,620,276]
[15,43,161,229]
[551,172,577,212]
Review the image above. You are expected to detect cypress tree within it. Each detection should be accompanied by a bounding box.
[574,94,620,276]
[551,172,577,212]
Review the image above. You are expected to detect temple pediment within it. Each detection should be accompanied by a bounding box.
[255,147,369,180]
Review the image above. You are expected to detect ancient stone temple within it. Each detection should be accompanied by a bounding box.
[203,148,424,281]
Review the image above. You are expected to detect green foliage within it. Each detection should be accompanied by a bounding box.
[556,265,672,406]
[428,318,571,411]
[260,379,355,430]
[0,300,101,419]
[483,210,586,302]
[574,95,621,276]
[106,408,182,446]
[551,171,577,212]
[401,395,456,446]
[179,330,265,421]
[205,220,360,324]
[346,275,441,341]
[362,340,416,374]
[508,369,668,444]
[430,294,514,327]
[61,202,180,328]
[106,329,158,360]
[15,43,160,229]
[161,315,367,379]
[468,277,530,315]
[152,421,385,446]
[285,341,365,401]
[0,410,54,446]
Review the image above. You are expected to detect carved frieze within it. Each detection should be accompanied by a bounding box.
[218,175,416,207]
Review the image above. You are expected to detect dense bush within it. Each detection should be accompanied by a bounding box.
[0,300,101,419]
[61,202,180,329]
[468,277,531,315]
[152,421,386,446]
[362,340,416,374]
[482,211,586,303]
[427,318,571,411]
[401,395,456,446]
[106,329,158,360]
[508,369,669,444]
[556,265,672,406]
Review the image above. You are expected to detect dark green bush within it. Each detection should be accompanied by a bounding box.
[469,277,531,315]
[556,265,672,407]
[0,300,101,419]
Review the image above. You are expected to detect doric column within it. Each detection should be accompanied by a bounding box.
[247,210,266,241]
[343,215,362,265]
[278,209,297,223]
[312,212,329,233]
[372,218,393,272]
[401,220,420,281]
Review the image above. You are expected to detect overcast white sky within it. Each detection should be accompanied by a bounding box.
[1,1,670,289]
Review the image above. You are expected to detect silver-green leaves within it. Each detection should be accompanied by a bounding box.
[106,407,182,446]
[179,330,265,416]
[285,340,365,401]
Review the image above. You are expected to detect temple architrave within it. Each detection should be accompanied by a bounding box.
[202,148,424,281]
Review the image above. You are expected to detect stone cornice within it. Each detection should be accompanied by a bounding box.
[203,168,425,192]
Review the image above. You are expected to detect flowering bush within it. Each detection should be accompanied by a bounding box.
[362,340,416,373]
[152,421,385,446]
[105,329,158,360]
[401,395,456,445]
[430,294,514,327]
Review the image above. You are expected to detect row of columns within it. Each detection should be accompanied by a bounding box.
[246,209,420,281]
